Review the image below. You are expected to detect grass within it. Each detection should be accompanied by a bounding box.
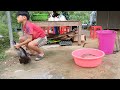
[0,22,19,61]
[0,51,7,61]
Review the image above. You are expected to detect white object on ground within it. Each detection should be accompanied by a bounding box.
[42,45,60,49]
[14,70,25,73]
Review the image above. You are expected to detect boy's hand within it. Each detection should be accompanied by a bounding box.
[14,43,21,49]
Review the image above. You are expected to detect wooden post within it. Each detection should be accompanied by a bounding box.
[78,22,82,45]
[107,11,109,30]
[6,11,14,48]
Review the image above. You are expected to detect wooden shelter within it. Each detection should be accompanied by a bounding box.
[97,11,120,30]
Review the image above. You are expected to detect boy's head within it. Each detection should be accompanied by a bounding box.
[16,11,30,23]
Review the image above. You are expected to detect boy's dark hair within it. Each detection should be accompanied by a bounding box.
[17,11,30,20]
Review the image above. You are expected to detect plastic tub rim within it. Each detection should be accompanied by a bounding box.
[72,48,105,60]
[96,30,117,34]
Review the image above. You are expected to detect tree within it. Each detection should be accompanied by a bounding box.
[69,11,92,24]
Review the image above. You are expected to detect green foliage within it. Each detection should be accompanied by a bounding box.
[0,11,92,60]
[29,11,92,24]
[69,11,92,24]
[11,11,19,28]
[0,21,18,60]
[0,52,7,61]
[0,23,9,60]
[0,23,9,48]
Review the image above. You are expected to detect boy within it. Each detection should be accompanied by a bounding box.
[14,11,47,61]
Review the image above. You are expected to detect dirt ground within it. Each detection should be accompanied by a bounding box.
[0,30,120,79]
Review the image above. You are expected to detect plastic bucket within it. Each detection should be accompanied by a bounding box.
[96,30,117,54]
[31,13,48,21]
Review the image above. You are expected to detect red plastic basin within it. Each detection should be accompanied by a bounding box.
[72,48,105,67]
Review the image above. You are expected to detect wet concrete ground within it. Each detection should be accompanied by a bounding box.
[1,46,120,79]
[0,30,120,79]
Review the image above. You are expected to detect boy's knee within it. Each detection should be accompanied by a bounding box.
[28,42,33,48]
[28,41,37,48]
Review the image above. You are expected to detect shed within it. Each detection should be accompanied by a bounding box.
[97,11,120,30]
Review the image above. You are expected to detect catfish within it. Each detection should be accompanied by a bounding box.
[13,41,31,64]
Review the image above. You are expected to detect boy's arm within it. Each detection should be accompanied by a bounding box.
[15,34,32,48]
[19,34,32,46]
[15,24,33,48]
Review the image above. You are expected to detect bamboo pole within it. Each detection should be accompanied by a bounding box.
[6,11,14,48]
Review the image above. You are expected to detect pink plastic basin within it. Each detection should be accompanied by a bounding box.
[72,48,105,67]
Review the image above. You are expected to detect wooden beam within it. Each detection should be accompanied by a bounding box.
[33,21,82,45]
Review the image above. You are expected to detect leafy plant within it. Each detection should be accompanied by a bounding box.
[0,21,18,60]
[69,11,92,24]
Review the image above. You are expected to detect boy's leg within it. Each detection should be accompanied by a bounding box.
[19,36,25,43]
[19,36,28,47]
[28,37,47,60]
[19,36,36,55]
[19,36,28,49]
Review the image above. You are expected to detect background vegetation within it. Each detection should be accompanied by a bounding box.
[0,11,92,60]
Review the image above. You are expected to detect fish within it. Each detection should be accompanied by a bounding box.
[13,41,31,64]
